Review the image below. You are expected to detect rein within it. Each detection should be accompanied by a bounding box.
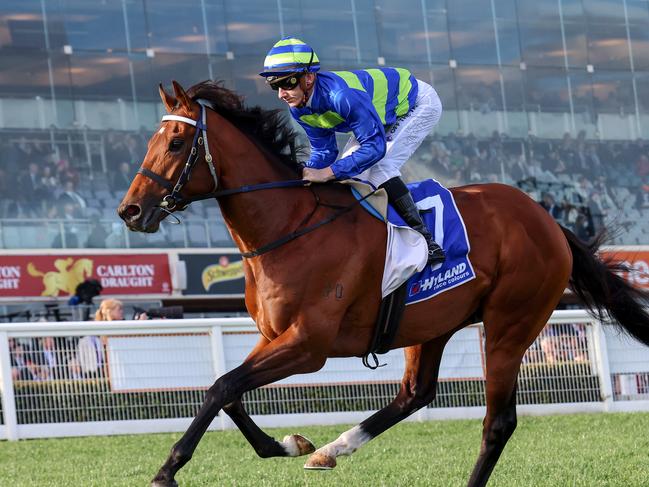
[138,101,377,259]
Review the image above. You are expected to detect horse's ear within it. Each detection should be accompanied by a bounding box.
[159,83,176,113]
[172,80,192,111]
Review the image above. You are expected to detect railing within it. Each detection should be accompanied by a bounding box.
[0,218,234,249]
[1,310,649,440]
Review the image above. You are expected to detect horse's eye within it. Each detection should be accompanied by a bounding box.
[169,138,184,151]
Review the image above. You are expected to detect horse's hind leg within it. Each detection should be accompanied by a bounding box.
[466,340,524,487]
[467,299,562,486]
[304,332,452,469]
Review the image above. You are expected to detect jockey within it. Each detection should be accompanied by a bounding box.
[260,36,445,266]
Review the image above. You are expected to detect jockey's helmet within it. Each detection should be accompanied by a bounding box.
[259,36,320,87]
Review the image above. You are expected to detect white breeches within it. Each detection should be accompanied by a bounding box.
[341,79,442,188]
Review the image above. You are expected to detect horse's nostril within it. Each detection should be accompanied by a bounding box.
[120,204,141,221]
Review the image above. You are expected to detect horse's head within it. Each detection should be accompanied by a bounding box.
[118,81,219,233]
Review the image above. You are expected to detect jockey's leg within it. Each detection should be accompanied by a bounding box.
[380,176,445,266]
[357,79,445,265]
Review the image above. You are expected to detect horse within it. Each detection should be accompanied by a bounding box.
[118,80,649,487]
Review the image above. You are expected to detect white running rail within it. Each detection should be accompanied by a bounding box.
[1,310,649,440]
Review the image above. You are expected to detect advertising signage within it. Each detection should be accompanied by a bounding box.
[601,250,649,290]
[179,253,245,296]
[0,254,172,297]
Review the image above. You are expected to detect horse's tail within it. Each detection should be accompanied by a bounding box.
[561,226,649,346]
[26,262,44,278]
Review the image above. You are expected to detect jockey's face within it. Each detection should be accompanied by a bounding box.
[277,73,315,108]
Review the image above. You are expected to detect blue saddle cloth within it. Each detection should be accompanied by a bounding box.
[353,179,476,305]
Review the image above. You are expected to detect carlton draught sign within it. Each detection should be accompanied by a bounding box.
[0,254,172,297]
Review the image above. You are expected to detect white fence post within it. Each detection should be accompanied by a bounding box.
[592,319,614,411]
[0,331,18,440]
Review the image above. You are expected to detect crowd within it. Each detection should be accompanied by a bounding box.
[405,130,649,242]
[0,131,147,221]
[1,128,648,245]
[8,298,151,382]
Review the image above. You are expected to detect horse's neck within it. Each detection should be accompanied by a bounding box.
[210,113,312,255]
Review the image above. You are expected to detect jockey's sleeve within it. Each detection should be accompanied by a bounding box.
[329,88,386,180]
[296,123,339,169]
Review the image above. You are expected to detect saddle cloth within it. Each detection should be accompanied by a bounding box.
[348,178,476,305]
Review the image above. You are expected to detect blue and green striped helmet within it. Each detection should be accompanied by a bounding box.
[260,36,320,77]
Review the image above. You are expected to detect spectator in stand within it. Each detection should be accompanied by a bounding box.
[53,179,87,218]
[39,163,59,197]
[637,154,649,181]
[638,184,649,209]
[54,158,79,186]
[33,336,67,380]
[94,298,125,322]
[111,162,134,192]
[85,221,109,248]
[18,162,44,216]
[105,131,129,170]
[124,134,144,165]
[539,324,582,364]
[540,192,563,220]
[564,205,593,242]
[507,153,528,183]
[10,338,45,381]
[76,299,146,376]
[50,203,80,248]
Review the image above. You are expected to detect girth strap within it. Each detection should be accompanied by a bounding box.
[361,281,408,369]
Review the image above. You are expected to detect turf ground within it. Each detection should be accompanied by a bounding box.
[1,412,649,486]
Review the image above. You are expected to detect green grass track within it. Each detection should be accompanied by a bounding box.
[1,412,649,486]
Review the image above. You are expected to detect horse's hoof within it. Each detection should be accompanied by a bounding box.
[151,479,178,487]
[304,451,336,470]
[282,434,316,457]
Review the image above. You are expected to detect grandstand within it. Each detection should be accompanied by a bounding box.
[0,126,646,249]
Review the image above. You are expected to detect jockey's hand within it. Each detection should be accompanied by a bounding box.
[302,166,335,184]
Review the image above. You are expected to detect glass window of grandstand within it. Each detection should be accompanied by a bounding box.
[44,1,130,52]
[524,67,571,138]
[223,0,284,57]
[447,0,498,66]
[455,66,505,137]
[374,0,443,65]
[297,1,371,68]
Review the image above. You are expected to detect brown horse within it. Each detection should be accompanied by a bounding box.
[118,80,649,487]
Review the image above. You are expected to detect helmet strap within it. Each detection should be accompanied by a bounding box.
[298,74,315,108]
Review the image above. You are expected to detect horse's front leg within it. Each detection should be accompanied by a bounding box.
[151,326,329,487]
[222,399,315,457]
[220,336,315,458]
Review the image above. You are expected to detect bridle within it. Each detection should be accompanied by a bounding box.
[135,98,377,258]
[137,99,310,215]
[137,99,219,213]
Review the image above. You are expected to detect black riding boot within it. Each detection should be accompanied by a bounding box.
[380,177,446,266]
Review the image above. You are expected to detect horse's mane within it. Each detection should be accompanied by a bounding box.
[185,80,306,174]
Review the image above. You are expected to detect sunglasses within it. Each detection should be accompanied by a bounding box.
[268,75,302,91]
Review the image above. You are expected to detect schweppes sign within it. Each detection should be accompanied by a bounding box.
[180,253,245,296]
[202,260,244,291]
